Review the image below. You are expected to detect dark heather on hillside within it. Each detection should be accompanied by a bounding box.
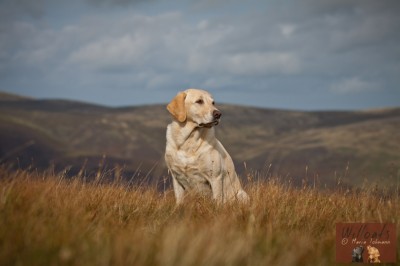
[0,92,399,188]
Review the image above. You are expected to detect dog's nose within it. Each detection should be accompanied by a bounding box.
[213,110,222,119]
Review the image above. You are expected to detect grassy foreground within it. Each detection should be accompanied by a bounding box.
[0,167,399,265]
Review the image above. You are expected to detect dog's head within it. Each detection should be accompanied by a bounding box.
[352,246,364,262]
[167,88,221,128]
[367,246,380,262]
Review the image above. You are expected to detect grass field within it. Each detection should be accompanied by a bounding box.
[0,167,399,265]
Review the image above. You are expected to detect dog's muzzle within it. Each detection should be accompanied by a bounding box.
[199,110,221,128]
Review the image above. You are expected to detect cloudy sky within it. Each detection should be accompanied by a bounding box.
[1,0,399,110]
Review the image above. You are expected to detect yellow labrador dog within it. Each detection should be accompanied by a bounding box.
[165,88,249,204]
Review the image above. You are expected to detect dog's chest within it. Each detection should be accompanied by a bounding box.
[166,143,222,180]
[166,149,205,174]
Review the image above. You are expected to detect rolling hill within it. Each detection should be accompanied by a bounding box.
[0,91,399,188]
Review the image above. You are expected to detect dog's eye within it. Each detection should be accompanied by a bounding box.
[212,101,215,105]
[196,99,204,104]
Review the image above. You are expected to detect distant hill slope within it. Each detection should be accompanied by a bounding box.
[0,92,399,187]
[0,91,32,101]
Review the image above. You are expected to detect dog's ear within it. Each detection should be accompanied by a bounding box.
[167,91,187,123]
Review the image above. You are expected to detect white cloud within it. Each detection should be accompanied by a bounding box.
[86,0,150,7]
[202,76,235,89]
[69,34,149,69]
[64,11,302,79]
[66,12,184,71]
[224,52,300,75]
[279,24,296,38]
[188,51,300,76]
[147,74,173,89]
[1,0,399,109]
[330,77,378,94]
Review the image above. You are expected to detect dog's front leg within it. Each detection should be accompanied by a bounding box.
[209,176,224,204]
[172,175,185,204]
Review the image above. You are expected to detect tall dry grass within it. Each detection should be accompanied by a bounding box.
[0,166,399,265]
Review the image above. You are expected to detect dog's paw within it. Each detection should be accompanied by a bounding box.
[237,190,250,203]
